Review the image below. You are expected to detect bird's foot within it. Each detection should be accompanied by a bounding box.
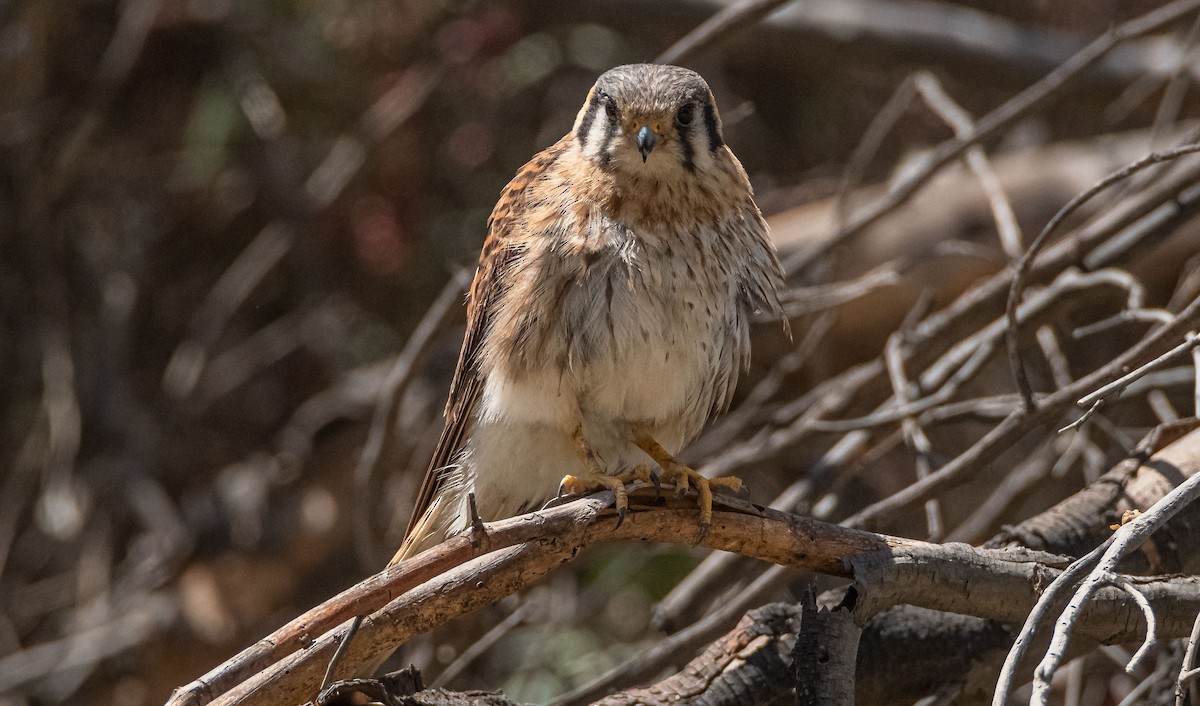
[632,431,742,544]
[561,425,658,529]
[557,470,633,529]
[661,462,741,544]
[628,463,662,497]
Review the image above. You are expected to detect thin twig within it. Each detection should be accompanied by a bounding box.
[1152,11,1200,147]
[944,442,1054,543]
[432,601,530,687]
[42,0,166,204]
[783,0,1200,275]
[780,265,903,316]
[551,567,786,706]
[885,330,943,540]
[1117,671,1160,706]
[1077,334,1200,409]
[353,269,470,566]
[913,72,1024,259]
[1028,471,1200,704]
[1111,576,1159,675]
[654,0,795,65]
[1005,142,1200,412]
[835,74,918,227]
[1192,333,1200,415]
[1175,604,1200,705]
[847,294,1200,531]
[1074,308,1173,338]
[693,311,835,455]
[990,537,1117,706]
[1148,389,1181,424]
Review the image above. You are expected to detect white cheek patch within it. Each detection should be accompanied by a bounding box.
[585,116,617,161]
[690,141,716,171]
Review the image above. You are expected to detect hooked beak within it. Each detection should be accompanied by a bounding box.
[635,125,656,162]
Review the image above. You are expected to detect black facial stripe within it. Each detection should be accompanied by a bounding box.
[703,102,723,151]
[576,91,604,148]
[597,107,618,170]
[676,116,695,173]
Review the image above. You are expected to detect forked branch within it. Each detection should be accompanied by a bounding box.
[171,489,1200,706]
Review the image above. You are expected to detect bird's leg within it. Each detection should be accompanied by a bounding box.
[631,429,742,543]
[558,425,632,528]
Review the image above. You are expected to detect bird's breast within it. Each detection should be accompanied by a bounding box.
[487,219,745,441]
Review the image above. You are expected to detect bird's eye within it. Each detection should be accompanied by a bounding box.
[676,104,694,126]
[605,98,618,120]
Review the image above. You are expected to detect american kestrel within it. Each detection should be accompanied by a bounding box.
[392,63,787,564]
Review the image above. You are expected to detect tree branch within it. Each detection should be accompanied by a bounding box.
[174,489,1200,706]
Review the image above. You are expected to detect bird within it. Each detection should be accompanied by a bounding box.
[391,63,787,566]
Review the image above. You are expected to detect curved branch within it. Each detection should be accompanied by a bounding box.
[1005,143,1200,412]
[176,491,1200,706]
[166,496,615,706]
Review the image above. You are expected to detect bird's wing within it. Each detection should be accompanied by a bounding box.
[399,137,572,550]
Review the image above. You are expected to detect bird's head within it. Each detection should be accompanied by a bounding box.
[572,64,727,180]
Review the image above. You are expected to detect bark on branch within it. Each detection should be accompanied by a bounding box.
[172,481,1200,706]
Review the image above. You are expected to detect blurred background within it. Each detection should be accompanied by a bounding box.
[2,1,1199,704]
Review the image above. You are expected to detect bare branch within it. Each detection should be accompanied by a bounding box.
[1006,143,1200,412]
[353,269,470,566]
[552,564,787,706]
[1179,609,1200,705]
[1111,576,1159,675]
[783,0,1200,274]
[847,293,1200,531]
[1016,470,1200,703]
[1077,334,1200,410]
[913,72,1024,259]
[654,0,794,65]
[176,489,1200,706]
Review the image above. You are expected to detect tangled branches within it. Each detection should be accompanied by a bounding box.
[6,1,1200,705]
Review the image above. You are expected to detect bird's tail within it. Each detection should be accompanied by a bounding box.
[387,495,452,566]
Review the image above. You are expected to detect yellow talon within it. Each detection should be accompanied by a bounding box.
[558,470,630,528]
[632,430,741,544]
[557,474,583,497]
